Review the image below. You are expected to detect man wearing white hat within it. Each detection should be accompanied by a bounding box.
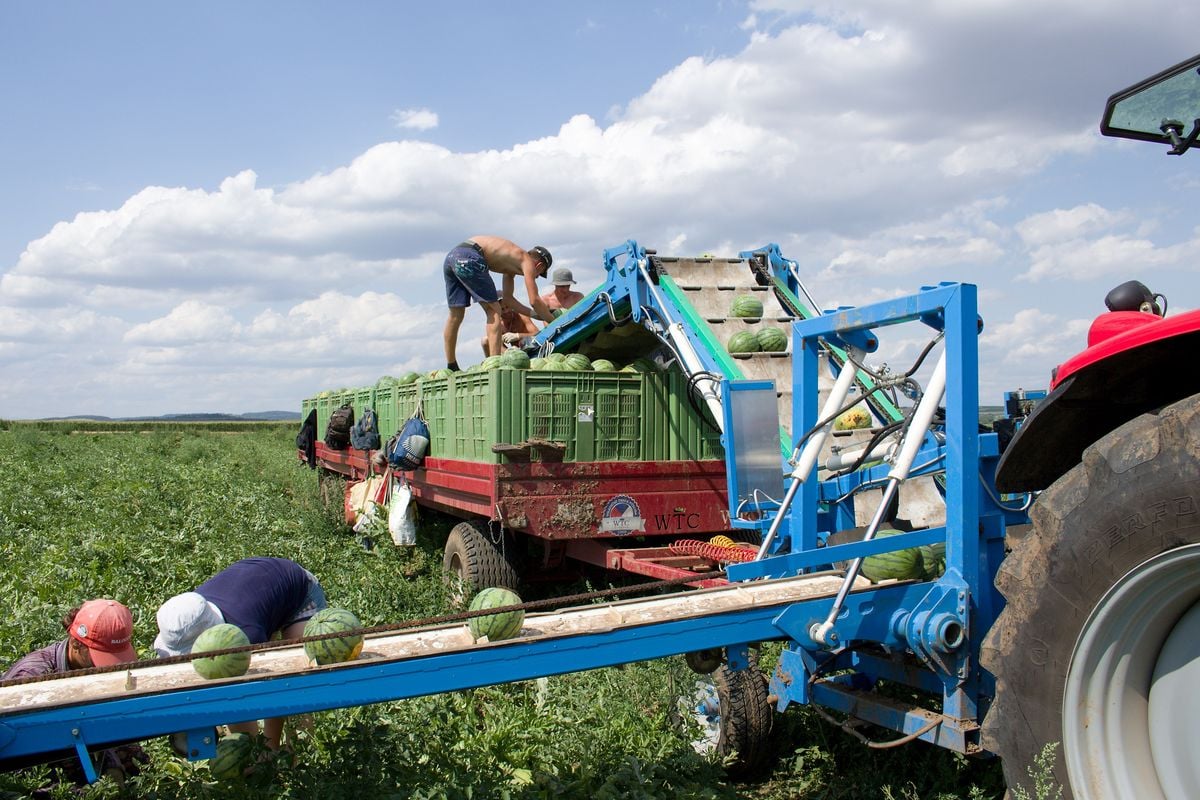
[155,557,328,751]
[540,267,584,313]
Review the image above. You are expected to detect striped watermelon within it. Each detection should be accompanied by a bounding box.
[590,359,617,372]
[467,587,524,642]
[563,353,592,371]
[501,349,531,369]
[861,529,926,582]
[727,331,761,354]
[545,352,567,363]
[209,732,253,781]
[755,327,788,352]
[303,608,364,665]
[730,295,764,318]
[920,543,946,580]
[192,623,251,680]
[529,357,546,370]
[398,371,420,385]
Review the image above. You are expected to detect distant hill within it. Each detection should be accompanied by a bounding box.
[39,410,301,422]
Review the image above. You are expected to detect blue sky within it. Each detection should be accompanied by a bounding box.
[2,1,1198,418]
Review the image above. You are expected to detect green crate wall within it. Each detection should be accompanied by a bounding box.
[665,370,725,460]
[308,367,720,464]
[373,383,397,439]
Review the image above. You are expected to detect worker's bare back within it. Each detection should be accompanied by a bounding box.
[469,235,536,277]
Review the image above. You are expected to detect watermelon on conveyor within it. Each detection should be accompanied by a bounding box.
[467,587,525,642]
[192,623,251,679]
[730,294,764,318]
[727,331,761,354]
[303,608,365,665]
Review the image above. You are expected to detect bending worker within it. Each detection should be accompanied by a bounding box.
[154,557,328,750]
[443,236,554,371]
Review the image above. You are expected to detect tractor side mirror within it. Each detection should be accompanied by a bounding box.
[1101,52,1200,155]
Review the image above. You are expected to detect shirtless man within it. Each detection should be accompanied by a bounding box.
[541,267,585,311]
[442,236,554,370]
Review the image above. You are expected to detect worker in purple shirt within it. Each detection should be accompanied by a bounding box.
[2,599,146,786]
[154,557,328,751]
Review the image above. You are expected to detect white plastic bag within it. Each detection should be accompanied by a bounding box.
[389,479,417,546]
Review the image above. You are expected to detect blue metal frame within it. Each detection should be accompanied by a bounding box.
[723,281,1021,751]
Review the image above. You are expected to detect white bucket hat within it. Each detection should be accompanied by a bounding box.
[153,592,225,657]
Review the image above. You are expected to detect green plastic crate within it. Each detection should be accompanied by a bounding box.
[306,367,719,464]
[665,371,725,460]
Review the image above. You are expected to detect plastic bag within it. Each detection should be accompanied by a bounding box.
[348,475,388,531]
[389,480,417,546]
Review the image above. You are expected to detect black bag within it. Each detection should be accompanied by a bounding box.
[386,414,430,470]
[324,404,354,450]
[296,409,318,468]
[350,407,382,451]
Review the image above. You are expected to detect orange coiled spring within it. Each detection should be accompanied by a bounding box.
[669,537,759,563]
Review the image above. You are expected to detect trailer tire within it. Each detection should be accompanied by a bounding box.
[980,393,1200,800]
[442,520,520,605]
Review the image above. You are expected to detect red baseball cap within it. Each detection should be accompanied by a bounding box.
[69,599,138,667]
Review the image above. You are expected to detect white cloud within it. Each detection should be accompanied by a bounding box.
[5,3,1200,416]
[391,108,439,131]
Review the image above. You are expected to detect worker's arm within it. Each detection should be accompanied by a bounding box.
[524,260,554,323]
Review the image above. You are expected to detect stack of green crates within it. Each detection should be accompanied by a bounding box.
[302,367,725,463]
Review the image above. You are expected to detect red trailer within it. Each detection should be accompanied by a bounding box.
[302,367,751,592]
[309,443,745,589]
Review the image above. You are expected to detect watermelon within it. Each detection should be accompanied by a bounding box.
[861,529,926,582]
[834,407,872,431]
[920,543,947,580]
[375,375,399,388]
[209,732,253,781]
[303,608,364,665]
[590,359,616,372]
[730,295,764,318]
[192,623,251,679]
[500,349,531,370]
[621,357,658,373]
[563,353,592,371]
[398,371,420,385]
[545,352,567,363]
[529,357,546,370]
[755,327,788,352]
[726,331,761,354]
[467,587,524,642]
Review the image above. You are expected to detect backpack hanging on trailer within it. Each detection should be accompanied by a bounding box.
[386,397,430,470]
[324,404,354,450]
[350,407,381,451]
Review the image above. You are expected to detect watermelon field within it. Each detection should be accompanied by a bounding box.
[0,420,1010,799]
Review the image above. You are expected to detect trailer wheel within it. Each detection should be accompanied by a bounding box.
[442,520,520,604]
[980,393,1200,800]
[683,662,774,777]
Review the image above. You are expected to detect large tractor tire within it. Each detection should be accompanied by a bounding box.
[981,393,1200,799]
[442,520,520,605]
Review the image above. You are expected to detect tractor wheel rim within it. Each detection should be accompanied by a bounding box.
[1064,543,1200,800]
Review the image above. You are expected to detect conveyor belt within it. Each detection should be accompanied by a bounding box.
[0,572,868,716]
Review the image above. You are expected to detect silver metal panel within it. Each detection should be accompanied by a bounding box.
[729,384,785,504]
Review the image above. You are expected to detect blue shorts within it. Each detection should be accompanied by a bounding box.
[284,570,328,627]
[444,243,500,308]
